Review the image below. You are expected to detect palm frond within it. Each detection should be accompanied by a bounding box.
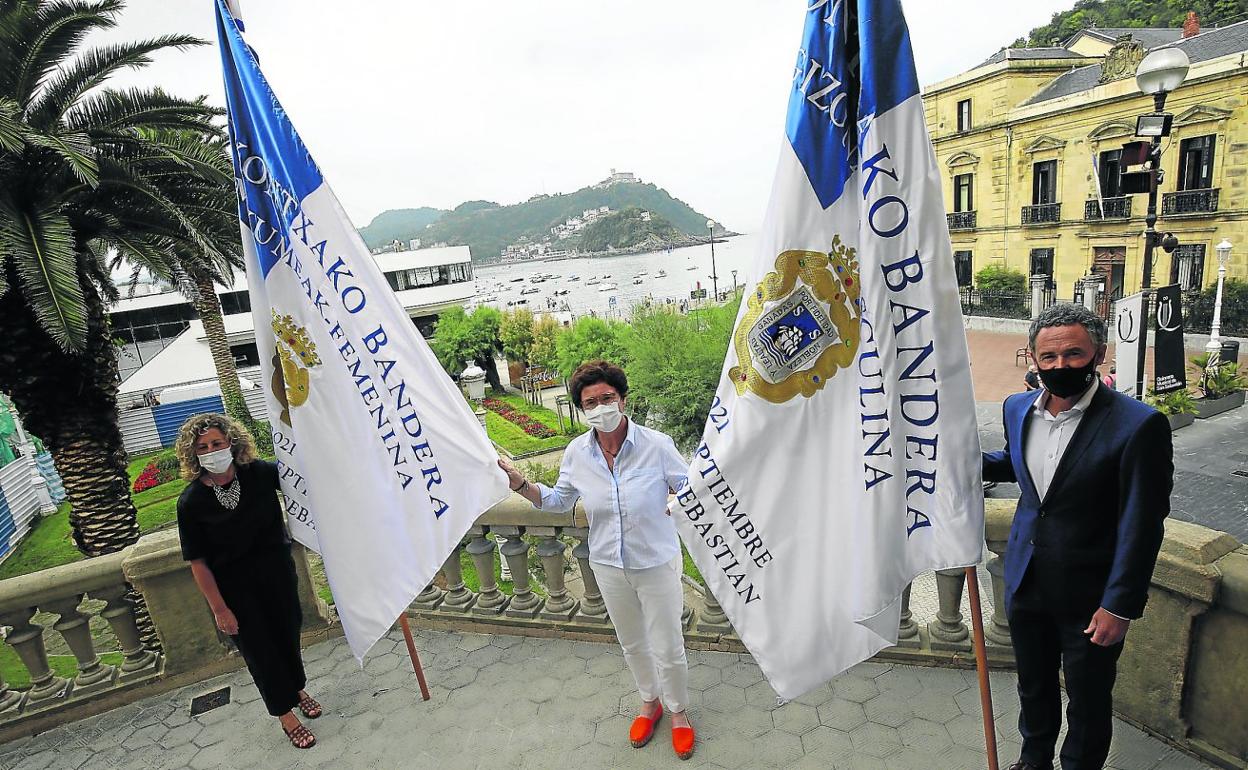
[0,196,89,350]
[24,128,99,185]
[9,1,123,107]
[65,87,219,135]
[27,34,205,129]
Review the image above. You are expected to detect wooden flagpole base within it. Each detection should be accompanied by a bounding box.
[398,613,431,701]
[965,566,1000,770]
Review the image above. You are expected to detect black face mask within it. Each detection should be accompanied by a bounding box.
[1037,359,1099,399]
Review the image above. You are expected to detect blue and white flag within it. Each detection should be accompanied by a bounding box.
[214,0,509,660]
[672,0,983,699]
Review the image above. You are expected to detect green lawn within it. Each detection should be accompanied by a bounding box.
[0,646,123,690]
[483,390,586,457]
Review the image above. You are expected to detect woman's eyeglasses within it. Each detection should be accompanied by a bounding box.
[581,393,620,410]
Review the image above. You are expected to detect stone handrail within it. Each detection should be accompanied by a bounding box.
[2,495,1245,768]
[0,549,160,717]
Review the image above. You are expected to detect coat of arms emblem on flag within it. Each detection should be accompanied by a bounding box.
[732,237,861,403]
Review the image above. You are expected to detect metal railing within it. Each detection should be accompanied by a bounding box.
[959,288,1032,320]
[947,211,977,231]
[1162,188,1219,216]
[1021,202,1061,225]
[1084,196,1132,221]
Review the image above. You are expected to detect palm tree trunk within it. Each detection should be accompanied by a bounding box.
[191,273,252,423]
[0,270,159,648]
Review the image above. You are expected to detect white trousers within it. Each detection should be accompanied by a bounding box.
[592,557,690,713]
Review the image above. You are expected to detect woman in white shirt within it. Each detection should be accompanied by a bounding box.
[498,360,695,760]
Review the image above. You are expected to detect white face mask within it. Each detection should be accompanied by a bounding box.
[197,446,234,474]
[584,402,624,433]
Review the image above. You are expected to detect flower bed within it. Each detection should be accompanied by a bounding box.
[131,450,180,493]
[482,397,556,439]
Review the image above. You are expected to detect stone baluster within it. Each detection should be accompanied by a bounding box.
[536,534,578,620]
[0,608,69,707]
[928,568,971,651]
[438,540,475,612]
[696,584,731,635]
[95,586,158,678]
[467,532,508,615]
[984,536,1013,647]
[500,527,541,618]
[412,576,445,612]
[45,595,115,694]
[897,583,920,648]
[569,532,608,623]
[0,668,21,714]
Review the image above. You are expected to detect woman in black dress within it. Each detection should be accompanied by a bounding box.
[174,413,321,749]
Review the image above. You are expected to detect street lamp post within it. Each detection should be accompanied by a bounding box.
[1130,47,1190,400]
[707,219,719,302]
[1205,239,1233,375]
[732,269,738,294]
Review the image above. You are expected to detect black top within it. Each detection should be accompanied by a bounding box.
[177,460,289,570]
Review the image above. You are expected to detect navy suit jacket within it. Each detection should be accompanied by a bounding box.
[982,384,1173,619]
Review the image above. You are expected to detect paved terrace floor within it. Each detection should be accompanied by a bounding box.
[0,628,1213,770]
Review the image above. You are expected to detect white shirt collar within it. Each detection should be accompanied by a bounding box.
[586,416,635,455]
[1033,379,1099,418]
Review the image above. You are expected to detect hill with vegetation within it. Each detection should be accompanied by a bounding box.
[1012,0,1247,47]
[362,181,722,261]
[359,207,446,249]
[572,207,685,254]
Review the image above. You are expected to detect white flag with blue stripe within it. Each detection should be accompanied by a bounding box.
[214,0,509,660]
[672,0,984,699]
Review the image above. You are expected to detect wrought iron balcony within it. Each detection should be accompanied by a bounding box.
[1162,188,1219,216]
[947,211,976,231]
[1084,196,1132,221]
[1022,202,1061,226]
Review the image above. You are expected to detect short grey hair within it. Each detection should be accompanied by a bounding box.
[1028,303,1108,350]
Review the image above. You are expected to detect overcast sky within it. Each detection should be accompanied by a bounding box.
[95,1,1074,231]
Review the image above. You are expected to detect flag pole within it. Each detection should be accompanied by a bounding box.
[398,614,431,701]
[965,566,1000,770]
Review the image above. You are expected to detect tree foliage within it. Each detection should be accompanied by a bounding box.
[529,315,561,372]
[1012,0,1246,47]
[432,306,501,374]
[975,265,1028,294]
[1186,278,1248,336]
[554,316,632,378]
[624,299,740,451]
[499,307,536,363]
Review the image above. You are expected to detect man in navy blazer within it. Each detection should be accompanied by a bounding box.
[982,304,1173,770]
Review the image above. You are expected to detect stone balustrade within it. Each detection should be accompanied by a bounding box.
[2,495,1245,768]
[0,548,160,719]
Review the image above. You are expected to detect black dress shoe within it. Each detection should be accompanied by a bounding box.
[1007,761,1053,770]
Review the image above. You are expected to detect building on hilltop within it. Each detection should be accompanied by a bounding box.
[924,14,1248,314]
[595,168,639,188]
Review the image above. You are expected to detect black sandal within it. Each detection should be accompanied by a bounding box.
[298,695,322,719]
[283,722,316,749]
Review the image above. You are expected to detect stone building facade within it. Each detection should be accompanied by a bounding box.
[923,18,1248,308]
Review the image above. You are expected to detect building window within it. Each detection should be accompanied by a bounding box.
[1098,149,1123,198]
[1171,244,1206,291]
[1032,160,1057,205]
[957,99,972,132]
[953,251,973,287]
[1177,135,1215,191]
[953,173,974,213]
[1029,248,1054,277]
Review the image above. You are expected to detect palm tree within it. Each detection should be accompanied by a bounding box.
[0,0,239,557]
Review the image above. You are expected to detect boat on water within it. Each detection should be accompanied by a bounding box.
[634,270,648,277]
[686,266,697,271]
[554,289,570,296]
[567,275,580,281]
[602,274,611,278]
[507,298,528,306]
[655,270,667,278]
[520,287,539,295]
[510,277,525,283]
[632,279,643,285]
[598,283,618,292]
[586,278,601,286]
